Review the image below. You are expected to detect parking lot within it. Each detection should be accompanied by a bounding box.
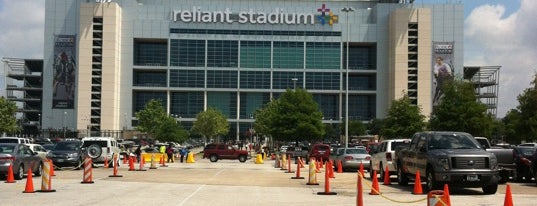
[0,156,536,206]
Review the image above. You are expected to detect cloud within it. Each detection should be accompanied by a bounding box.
[0,0,45,59]
[465,0,537,117]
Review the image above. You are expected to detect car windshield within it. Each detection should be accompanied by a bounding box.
[55,142,80,151]
[428,134,480,150]
[346,148,368,154]
[0,145,15,154]
[517,147,536,156]
[0,139,18,143]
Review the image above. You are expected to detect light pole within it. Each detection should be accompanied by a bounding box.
[291,78,298,90]
[63,111,67,138]
[341,7,354,148]
[37,114,41,136]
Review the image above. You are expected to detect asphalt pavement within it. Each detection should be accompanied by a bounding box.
[0,153,536,206]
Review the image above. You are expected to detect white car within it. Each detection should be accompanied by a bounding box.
[26,143,49,160]
[369,139,411,181]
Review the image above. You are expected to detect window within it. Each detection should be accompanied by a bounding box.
[133,39,167,66]
[207,40,238,67]
[170,39,205,67]
[273,42,304,69]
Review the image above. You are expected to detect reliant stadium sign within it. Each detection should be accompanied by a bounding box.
[172,4,339,25]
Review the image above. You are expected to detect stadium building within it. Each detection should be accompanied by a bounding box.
[36,0,464,140]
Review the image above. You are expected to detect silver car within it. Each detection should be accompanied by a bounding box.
[332,147,371,171]
[0,143,43,180]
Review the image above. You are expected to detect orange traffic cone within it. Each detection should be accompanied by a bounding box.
[317,161,337,195]
[359,162,365,178]
[49,160,56,176]
[357,170,364,206]
[412,170,423,194]
[128,157,136,171]
[441,184,451,206]
[5,163,16,183]
[336,160,343,173]
[383,165,391,185]
[504,184,513,206]
[328,160,335,178]
[23,169,35,193]
[369,170,380,195]
[103,156,109,168]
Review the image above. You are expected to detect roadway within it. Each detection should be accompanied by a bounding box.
[0,157,535,206]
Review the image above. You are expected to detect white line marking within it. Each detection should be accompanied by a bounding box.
[179,184,205,206]
[214,169,225,177]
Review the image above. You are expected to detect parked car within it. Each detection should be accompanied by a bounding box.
[332,147,370,171]
[531,149,537,185]
[307,143,331,163]
[0,143,43,180]
[26,143,49,160]
[369,138,410,181]
[513,146,537,182]
[202,143,249,162]
[47,139,83,169]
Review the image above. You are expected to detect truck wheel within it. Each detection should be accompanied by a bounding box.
[379,163,385,182]
[15,164,24,180]
[426,169,440,191]
[482,184,498,194]
[535,171,537,186]
[397,164,408,186]
[34,162,42,177]
[238,155,247,163]
[209,154,218,162]
[369,162,374,179]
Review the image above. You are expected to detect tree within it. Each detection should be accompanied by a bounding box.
[505,73,537,142]
[154,116,189,143]
[367,118,385,136]
[135,99,168,137]
[255,88,324,144]
[429,79,494,137]
[0,97,20,136]
[339,120,367,138]
[190,107,229,144]
[503,109,522,143]
[380,94,426,139]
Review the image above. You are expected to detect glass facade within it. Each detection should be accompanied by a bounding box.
[133,29,378,139]
[170,39,205,67]
[170,92,204,118]
[133,40,167,66]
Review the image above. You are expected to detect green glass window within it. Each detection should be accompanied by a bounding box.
[343,45,376,70]
[133,70,167,87]
[207,92,237,118]
[240,71,270,89]
[207,70,238,88]
[273,42,304,69]
[305,72,340,90]
[133,92,167,113]
[170,92,204,118]
[273,72,302,89]
[133,40,167,66]
[207,40,238,67]
[306,42,340,69]
[170,70,205,88]
[239,92,270,119]
[313,94,339,120]
[240,41,271,68]
[170,39,205,67]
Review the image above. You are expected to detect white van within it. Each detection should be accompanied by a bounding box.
[0,137,31,144]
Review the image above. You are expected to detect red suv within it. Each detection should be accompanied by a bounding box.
[307,143,331,163]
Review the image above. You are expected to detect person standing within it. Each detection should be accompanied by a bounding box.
[180,147,187,163]
[134,145,142,163]
[166,144,174,163]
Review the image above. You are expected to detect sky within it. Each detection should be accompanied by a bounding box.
[0,0,533,118]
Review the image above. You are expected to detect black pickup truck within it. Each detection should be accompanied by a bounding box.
[396,131,499,194]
